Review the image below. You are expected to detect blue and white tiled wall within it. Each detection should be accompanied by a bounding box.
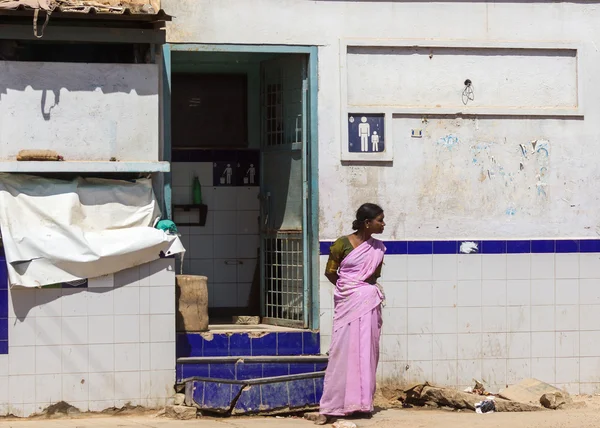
[172,150,260,309]
[0,258,177,417]
[319,239,600,394]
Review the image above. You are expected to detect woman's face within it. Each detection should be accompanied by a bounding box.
[367,212,385,234]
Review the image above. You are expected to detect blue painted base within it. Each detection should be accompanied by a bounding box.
[177,331,320,358]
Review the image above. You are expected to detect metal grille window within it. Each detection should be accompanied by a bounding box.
[265,83,283,146]
[262,231,304,326]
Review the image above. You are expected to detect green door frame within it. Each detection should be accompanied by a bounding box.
[162,43,320,330]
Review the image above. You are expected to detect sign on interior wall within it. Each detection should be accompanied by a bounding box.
[212,150,260,187]
[348,114,385,153]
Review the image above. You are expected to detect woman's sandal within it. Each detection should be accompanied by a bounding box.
[314,414,329,425]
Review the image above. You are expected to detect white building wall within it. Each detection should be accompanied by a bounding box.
[164,0,600,393]
[0,259,175,417]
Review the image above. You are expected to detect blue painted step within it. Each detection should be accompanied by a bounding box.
[177,330,320,358]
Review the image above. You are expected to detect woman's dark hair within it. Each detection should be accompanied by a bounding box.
[352,203,384,230]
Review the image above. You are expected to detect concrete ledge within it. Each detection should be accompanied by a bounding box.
[0,161,170,173]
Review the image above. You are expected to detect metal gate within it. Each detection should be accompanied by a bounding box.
[259,55,309,328]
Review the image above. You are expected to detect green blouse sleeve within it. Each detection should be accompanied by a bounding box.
[325,238,346,275]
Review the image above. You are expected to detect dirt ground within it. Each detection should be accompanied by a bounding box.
[3,392,600,428]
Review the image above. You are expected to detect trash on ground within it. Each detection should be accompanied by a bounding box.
[475,397,496,414]
[332,421,357,428]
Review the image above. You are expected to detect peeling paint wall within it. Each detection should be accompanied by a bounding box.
[163,0,600,240]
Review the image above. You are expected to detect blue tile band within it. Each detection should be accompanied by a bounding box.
[319,239,600,255]
[0,253,7,355]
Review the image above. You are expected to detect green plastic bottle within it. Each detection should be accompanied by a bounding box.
[192,176,202,205]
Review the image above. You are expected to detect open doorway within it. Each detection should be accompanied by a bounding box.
[170,51,313,328]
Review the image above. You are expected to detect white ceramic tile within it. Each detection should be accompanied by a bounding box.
[457,280,481,307]
[579,383,600,395]
[580,331,600,357]
[407,281,432,308]
[9,346,35,375]
[530,306,554,332]
[407,255,432,281]
[320,309,333,336]
[36,316,62,346]
[150,314,175,343]
[432,307,457,334]
[139,314,150,343]
[139,287,150,315]
[531,357,555,384]
[319,282,333,311]
[380,361,408,383]
[10,317,36,347]
[531,331,555,358]
[407,308,432,334]
[457,255,481,280]
[171,163,191,187]
[458,307,482,333]
[405,360,433,383]
[407,334,432,360]
[114,371,141,400]
[506,279,530,306]
[88,315,114,344]
[0,355,7,376]
[237,259,256,283]
[320,334,331,354]
[148,259,175,287]
[191,162,214,187]
[432,255,457,280]
[482,359,507,389]
[556,253,580,279]
[87,288,114,315]
[114,315,140,343]
[61,289,88,316]
[149,286,175,314]
[34,288,61,318]
[482,332,507,358]
[9,374,35,405]
[382,307,407,335]
[531,254,554,279]
[150,343,175,371]
[89,372,115,402]
[457,359,482,384]
[237,283,252,307]
[35,374,62,404]
[172,185,190,205]
[62,373,89,403]
[432,281,457,307]
[457,333,482,359]
[481,279,507,307]
[580,253,600,279]
[213,211,237,235]
[113,287,140,315]
[114,267,137,288]
[482,255,507,280]
[88,344,115,373]
[187,213,215,236]
[556,305,578,331]
[506,254,531,280]
[140,342,150,371]
[556,331,579,358]
[530,279,554,305]
[61,316,88,345]
[189,259,214,278]
[580,279,600,304]
[507,306,530,332]
[556,358,579,383]
[507,358,531,384]
[237,235,260,259]
[432,334,458,360]
[237,211,260,235]
[580,305,600,331]
[432,360,458,386]
[200,187,216,212]
[555,279,578,305]
[10,288,38,318]
[35,345,61,375]
[580,357,600,383]
[115,343,140,372]
[381,255,408,281]
[62,345,89,374]
[213,187,238,211]
[213,235,237,259]
[236,187,260,211]
[482,307,507,333]
[149,369,176,401]
[212,283,238,307]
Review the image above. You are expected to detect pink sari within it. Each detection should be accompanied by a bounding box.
[319,238,386,416]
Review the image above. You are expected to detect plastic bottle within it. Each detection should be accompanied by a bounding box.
[192,176,202,205]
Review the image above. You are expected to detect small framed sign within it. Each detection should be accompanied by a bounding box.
[341,111,393,162]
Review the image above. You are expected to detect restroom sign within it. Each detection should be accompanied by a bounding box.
[348,114,385,153]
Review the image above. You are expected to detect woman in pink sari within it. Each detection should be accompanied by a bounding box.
[316,203,386,425]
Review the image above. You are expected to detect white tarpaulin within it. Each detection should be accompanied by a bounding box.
[0,173,184,287]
